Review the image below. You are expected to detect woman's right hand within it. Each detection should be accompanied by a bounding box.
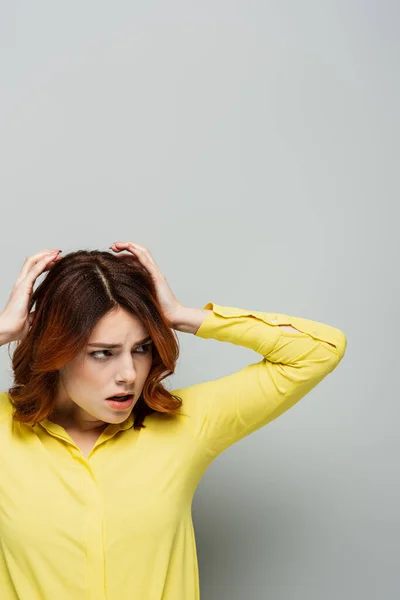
[0,249,62,345]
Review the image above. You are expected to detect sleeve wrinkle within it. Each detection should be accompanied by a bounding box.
[176,302,347,458]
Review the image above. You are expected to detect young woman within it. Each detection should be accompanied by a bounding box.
[0,241,347,599]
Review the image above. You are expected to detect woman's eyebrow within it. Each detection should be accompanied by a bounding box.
[87,336,152,349]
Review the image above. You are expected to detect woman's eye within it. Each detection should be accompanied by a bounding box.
[136,343,153,354]
[90,343,152,360]
[91,350,112,360]
[130,343,152,355]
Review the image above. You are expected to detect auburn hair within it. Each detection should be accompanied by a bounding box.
[7,249,183,430]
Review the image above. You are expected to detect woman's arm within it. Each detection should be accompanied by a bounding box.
[173,306,337,347]
[172,302,347,458]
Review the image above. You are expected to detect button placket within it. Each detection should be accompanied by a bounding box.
[81,466,107,598]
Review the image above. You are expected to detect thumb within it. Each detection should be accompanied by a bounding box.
[21,311,36,340]
[27,311,36,326]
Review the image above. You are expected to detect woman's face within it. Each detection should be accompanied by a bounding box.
[53,307,153,431]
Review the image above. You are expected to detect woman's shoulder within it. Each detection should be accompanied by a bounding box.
[0,391,14,424]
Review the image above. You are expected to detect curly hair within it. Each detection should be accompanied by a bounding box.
[6,249,183,430]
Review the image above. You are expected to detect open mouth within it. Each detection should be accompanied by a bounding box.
[106,394,133,402]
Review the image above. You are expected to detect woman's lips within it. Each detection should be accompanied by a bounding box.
[105,395,134,410]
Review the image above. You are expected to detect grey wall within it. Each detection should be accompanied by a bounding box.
[1,1,398,598]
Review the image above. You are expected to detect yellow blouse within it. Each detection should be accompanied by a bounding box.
[0,302,346,599]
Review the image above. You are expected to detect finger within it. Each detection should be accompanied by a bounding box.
[115,246,157,273]
[17,250,61,283]
[27,310,36,326]
[112,242,157,268]
[16,251,59,284]
[43,255,62,271]
[20,249,60,269]
[15,252,60,288]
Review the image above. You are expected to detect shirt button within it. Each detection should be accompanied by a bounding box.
[311,330,318,336]
[271,318,277,323]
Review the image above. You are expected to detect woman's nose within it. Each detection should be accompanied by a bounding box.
[115,358,137,384]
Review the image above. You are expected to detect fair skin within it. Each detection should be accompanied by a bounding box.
[50,305,303,439]
[49,306,154,437]
[0,241,308,451]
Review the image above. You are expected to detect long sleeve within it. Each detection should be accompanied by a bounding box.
[173,302,347,458]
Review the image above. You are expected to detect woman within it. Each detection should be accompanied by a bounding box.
[0,242,347,599]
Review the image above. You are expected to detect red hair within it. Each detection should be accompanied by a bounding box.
[7,249,183,430]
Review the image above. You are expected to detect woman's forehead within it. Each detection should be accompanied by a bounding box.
[89,308,149,341]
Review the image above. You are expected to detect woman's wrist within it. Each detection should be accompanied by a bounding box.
[0,316,16,346]
[172,307,212,334]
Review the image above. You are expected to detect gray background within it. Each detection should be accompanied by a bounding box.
[1,1,398,598]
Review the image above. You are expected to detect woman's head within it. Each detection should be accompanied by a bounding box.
[7,249,182,430]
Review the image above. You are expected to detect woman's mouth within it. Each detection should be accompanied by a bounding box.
[105,394,134,410]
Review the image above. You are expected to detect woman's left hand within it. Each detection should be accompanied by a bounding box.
[109,241,186,327]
